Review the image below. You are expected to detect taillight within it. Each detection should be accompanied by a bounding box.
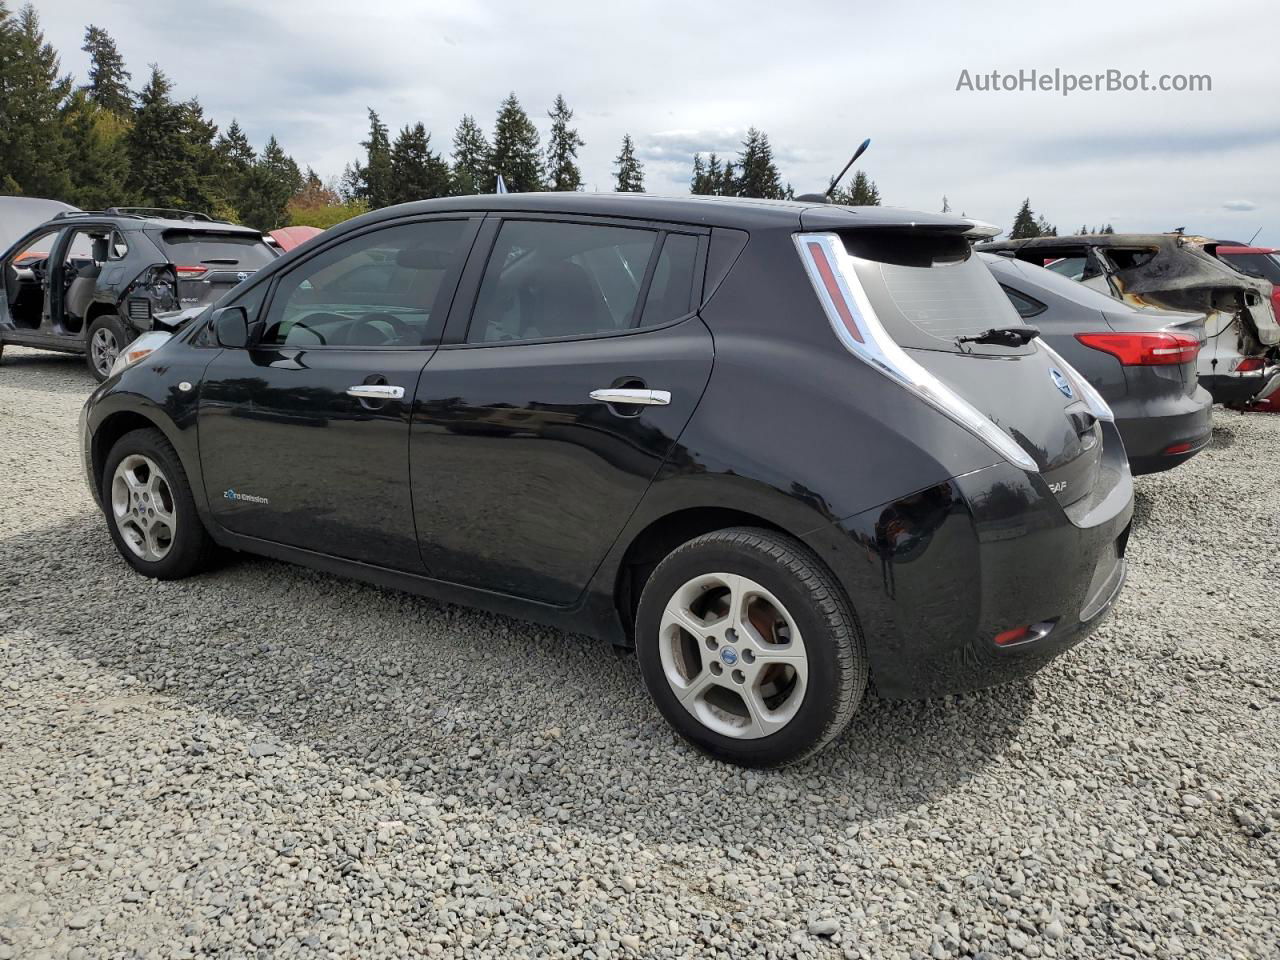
[1234,357,1266,373]
[794,233,1039,472]
[1075,332,1200,366]
[174,265,208,278]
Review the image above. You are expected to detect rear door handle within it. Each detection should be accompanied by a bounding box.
[589,388,671,406]
[347,384,405,400]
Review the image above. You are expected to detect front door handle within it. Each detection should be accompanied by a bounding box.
[589,388,671,406]
[347,384,405,400]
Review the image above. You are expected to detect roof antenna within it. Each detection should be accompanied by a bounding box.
[795,138,871,204]
[1247,226,1263,245]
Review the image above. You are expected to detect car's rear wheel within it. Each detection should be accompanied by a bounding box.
[635,527,867,767]
[103,428,214,579]
[86,314,131,382]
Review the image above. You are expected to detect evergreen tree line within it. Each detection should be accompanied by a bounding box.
[0,4,316,229]
[339,91,633,206]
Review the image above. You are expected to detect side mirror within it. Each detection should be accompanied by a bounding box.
[212,306,259,348]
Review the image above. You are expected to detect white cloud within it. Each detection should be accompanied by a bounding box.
[34,0,1280,244]
[1223,199,1259,212]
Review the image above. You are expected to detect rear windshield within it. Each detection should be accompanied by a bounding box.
[152,230,275,269]
[847,246,1030,355]
[1221,252,1280,284]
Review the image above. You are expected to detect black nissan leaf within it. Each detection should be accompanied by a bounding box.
[80,194,1133,767]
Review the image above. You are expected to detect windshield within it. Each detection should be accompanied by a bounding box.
[848,248,1030,355]
[151,230,275,268]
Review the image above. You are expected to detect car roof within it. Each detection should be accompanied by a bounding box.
[337,192,976,235]
[980,232,1213,253]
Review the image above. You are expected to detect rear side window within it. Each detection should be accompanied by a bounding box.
[641,233,699,326]
[848,248,1029,355]
[260,219,470,347]
[154,230,275,270]
[469,221,660,343]
[1002,285,1046,319]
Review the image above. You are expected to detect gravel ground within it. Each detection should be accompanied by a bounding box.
[1,344,1277,960]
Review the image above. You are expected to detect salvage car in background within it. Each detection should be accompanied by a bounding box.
[984,253,1213,474]
[268,225,324,253]
[979,233,1280,406]
[1,207,276,380]
[82,194,1132,767]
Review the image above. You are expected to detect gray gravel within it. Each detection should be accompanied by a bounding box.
[1,343,1277,959]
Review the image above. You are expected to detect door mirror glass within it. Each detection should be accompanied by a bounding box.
[213,306,250,348]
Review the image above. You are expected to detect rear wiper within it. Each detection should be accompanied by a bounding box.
[955,325,1040,348]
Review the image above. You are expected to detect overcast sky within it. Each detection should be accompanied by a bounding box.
[37,0,1280,244]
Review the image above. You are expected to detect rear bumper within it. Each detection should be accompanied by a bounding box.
[1115,385,1214,475]
[1202,367,1279,405]
[815,421,1134,699]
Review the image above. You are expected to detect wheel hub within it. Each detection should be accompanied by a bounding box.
[658,572,808,740]
[110,454,177,563]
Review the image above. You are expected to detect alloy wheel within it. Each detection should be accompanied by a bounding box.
[110,454,177,562]
[90,327,119,377]
[658,572,808,739]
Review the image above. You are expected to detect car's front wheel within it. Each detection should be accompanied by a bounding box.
[635,527,868,767]
[102,428,214,579]
[86,314,131,382]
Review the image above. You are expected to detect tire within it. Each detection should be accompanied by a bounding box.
[102,427,215,579]
[86,313,131,382]
[635,527,868,768]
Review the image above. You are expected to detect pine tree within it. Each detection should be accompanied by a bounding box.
[236,135,303,229]
[489,93,543,193]
[719,159,737,196]
[830,171,881,206]
[214,119,255,172]
[703,153,723,195]
[941,195,951,213]
[689,154,707,193]
[545,94,584,192]
[450,113,490,194]
[613,134,644,192]
[81,24,131,115]
[388,122,451,204]
[1035,214,1057,237]
[344,109,393,209]
[125,66,220,213]
[1009,199,1039,239]
[735,127,782,199]
[0,4,73,198]
[61,89,130,209]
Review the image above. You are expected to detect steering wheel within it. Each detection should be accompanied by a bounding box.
[354,311,412,345]
[287,313,336,345]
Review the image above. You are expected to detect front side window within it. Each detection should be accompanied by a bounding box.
[10,229,59,266]
[260,219,469,348]
[468,220,661,343]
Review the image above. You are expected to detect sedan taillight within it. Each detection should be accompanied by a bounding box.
[174,265,209,278]
[1075,332,1200,366]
